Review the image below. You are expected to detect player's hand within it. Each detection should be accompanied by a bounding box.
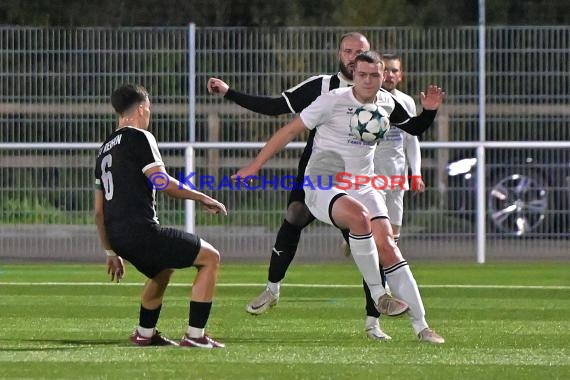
[207,78,229,96]
[231,165,259,187]
[106,255,125,283]
[420,85,445,110]
[200,196,228,215]
[412,177,426,195]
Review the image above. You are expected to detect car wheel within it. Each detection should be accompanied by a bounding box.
[487,171,548,237]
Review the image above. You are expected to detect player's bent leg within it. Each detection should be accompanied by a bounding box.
[330,196,408,317]
[180,239,224,348]
[266,201,309,281]
[130,269,178,346]
[371,218,402,268]
[246,200,314,315]
[268,201,314,283]
[371,219,444,342]
[191,239,220,302]
[141,269,174,308]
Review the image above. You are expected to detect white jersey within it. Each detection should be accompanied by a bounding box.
[299,87,395,184]
[374,89,421,191]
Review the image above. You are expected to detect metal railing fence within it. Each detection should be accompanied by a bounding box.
[1,141,569,263]
[1,25,569,262]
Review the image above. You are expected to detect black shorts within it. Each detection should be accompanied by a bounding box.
[108,224,201,279]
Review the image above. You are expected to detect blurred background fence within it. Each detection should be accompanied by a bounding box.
[1,26,569,262]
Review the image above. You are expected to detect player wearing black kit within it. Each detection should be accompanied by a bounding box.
[94,84,227,348]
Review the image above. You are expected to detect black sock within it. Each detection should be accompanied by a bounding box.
[341,228,349,243]
[363,279,380,318]
[268,219,303,283]
[189,301,212,329]
[139,304,162,329]
[363,268,386,318]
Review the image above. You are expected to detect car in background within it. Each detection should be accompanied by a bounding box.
[446,148,570,237]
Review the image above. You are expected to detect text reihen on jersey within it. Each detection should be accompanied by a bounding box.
[98,134,123,156]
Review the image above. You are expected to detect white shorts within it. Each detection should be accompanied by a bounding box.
[305,185,389,228]
[384,190,404,226]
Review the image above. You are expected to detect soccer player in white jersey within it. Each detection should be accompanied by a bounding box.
[376,53,425,241]
[360,53,426,340]
[234,51,445,344]
[209,34,403,340]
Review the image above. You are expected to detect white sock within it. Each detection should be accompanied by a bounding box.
[384,260,428,334]
[365,316,379,330]
[349,232,386,302]
[136,326,155,338]
[267,281,280,294]
[186,326,205,339]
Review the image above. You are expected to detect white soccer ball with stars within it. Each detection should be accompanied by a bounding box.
[349,103,390,143]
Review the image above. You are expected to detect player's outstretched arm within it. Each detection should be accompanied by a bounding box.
[206,77,291,116]
[144,166,228,215]
[390,85,445,136]
[232,117,307,180]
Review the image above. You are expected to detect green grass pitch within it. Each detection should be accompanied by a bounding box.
[1,262,569,379]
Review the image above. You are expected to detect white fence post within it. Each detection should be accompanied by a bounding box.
[185,145,196,233]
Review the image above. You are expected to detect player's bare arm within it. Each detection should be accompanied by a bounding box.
[144,166,228,215]
[94,189,125,282]
[232,117,307,180]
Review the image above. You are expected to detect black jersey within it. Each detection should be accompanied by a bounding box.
[94,126,164,235]
[282,73,349,113]
[224,73,351,174]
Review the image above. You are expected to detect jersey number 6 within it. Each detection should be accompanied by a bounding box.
[100,155,114,200]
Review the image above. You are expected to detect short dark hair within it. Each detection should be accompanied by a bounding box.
[110,84,149,115]
[354,51,383,66]
[381,53,402,61]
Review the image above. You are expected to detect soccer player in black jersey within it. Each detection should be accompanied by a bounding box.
[208,33,400,340]
[94,84,227,348]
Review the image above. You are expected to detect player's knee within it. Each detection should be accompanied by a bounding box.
[204,247,221,267]
[285,201,312,226]
[376,238,402,264]
[347,209,371,230]
[196,241,221,269]
[153,268,174,284]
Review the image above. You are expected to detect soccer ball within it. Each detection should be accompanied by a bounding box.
[349,104,390,143]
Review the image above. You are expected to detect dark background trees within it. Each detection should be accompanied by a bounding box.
[1,0,569,26]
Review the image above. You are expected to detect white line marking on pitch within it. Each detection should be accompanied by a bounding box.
[0,282,568,290]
